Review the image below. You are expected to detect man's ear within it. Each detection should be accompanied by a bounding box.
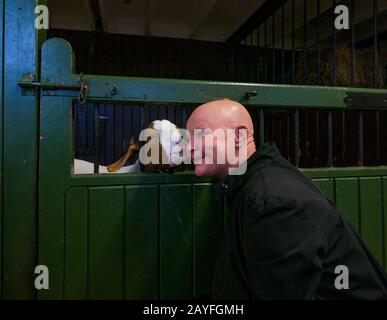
[234,126,248,148]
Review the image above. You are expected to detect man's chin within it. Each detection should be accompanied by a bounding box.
[194,164,224,178]
[194,165,207,177]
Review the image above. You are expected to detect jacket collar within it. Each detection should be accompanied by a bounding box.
[214,142,281,197]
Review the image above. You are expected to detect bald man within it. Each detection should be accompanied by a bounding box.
[187,99,387,300]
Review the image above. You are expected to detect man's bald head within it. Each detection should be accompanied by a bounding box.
[186,99,256,179]
[187,99,254,135]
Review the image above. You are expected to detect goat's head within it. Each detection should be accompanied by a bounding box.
[108,120,190,173]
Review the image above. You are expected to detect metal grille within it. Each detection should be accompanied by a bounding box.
[74,103,196,166]
[73,0,387,169]
[239,0,387,167]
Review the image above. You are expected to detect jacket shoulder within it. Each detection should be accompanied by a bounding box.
[241,165,328,211]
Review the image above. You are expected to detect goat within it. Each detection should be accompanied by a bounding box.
[74,119,191,174]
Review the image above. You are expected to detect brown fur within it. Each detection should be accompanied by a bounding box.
[107,123,194,173]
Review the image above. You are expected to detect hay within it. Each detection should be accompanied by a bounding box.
[293,44,386,88]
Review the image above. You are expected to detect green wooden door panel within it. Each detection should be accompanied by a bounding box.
[64,187,88,299]
[38,38,74,300]
[159,184,193,299]
[2,0,39,299]
[359,178,384,264]
[125,185,159,299]
[88,186,125,299]
[314,178,335,203]
[35,38,387,300]
[193,184,224,299]
[335,178,360,232]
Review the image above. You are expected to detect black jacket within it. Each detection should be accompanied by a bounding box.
[212,142,387,300]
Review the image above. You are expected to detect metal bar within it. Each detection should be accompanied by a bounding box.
[303,0,307,83]
[351,0,356,86]
[89,0,104,32]
[376,111,380,163]
[287,112,290,160]
[328,0,337,167]
[257,26,261,83]
[328,110,333,167]
[373,0,379,88]
[264,20,268,83]
[351,0,363,166]
[271,116,275,142]
[250,32,254,82]
[316,0,321,167]
[317,0,321,85]
[279,115,283,154]
[294,109,300,167]
[272,13,276,83]
[46,74,387,109]
[17,81,81,90]
[342,110,346,164]
[281,0,285,83]
[259,109,265,146]
[292,0,295,83]
[94,104,99,174]
[373,0,380,163]
[316,111,319,165]
[341,0,347,164]
[358,111,364,165]
[227,0,285,45]
[332,0,337,86]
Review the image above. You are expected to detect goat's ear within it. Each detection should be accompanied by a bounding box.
[107,143,137,172]
[107,153,129,172]
[129,137,134,145]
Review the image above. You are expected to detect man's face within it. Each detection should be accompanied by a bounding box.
[186,118,230,179]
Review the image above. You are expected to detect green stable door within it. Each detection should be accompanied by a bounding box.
[35,38,387,299]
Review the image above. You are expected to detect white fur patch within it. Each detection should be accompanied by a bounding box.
[151,119,188,166]
[74,158,140,174]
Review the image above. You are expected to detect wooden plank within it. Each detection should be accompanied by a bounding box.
[159,184,192,299]
[88,186,124,299]
[193,184,224,299]
[3,0,38,299]
[64,187,88,299]
[125,185,158,299]
[39,38,74,299]
[335,178,360,232]
[313,178,335,203]
[359,177,384,265]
